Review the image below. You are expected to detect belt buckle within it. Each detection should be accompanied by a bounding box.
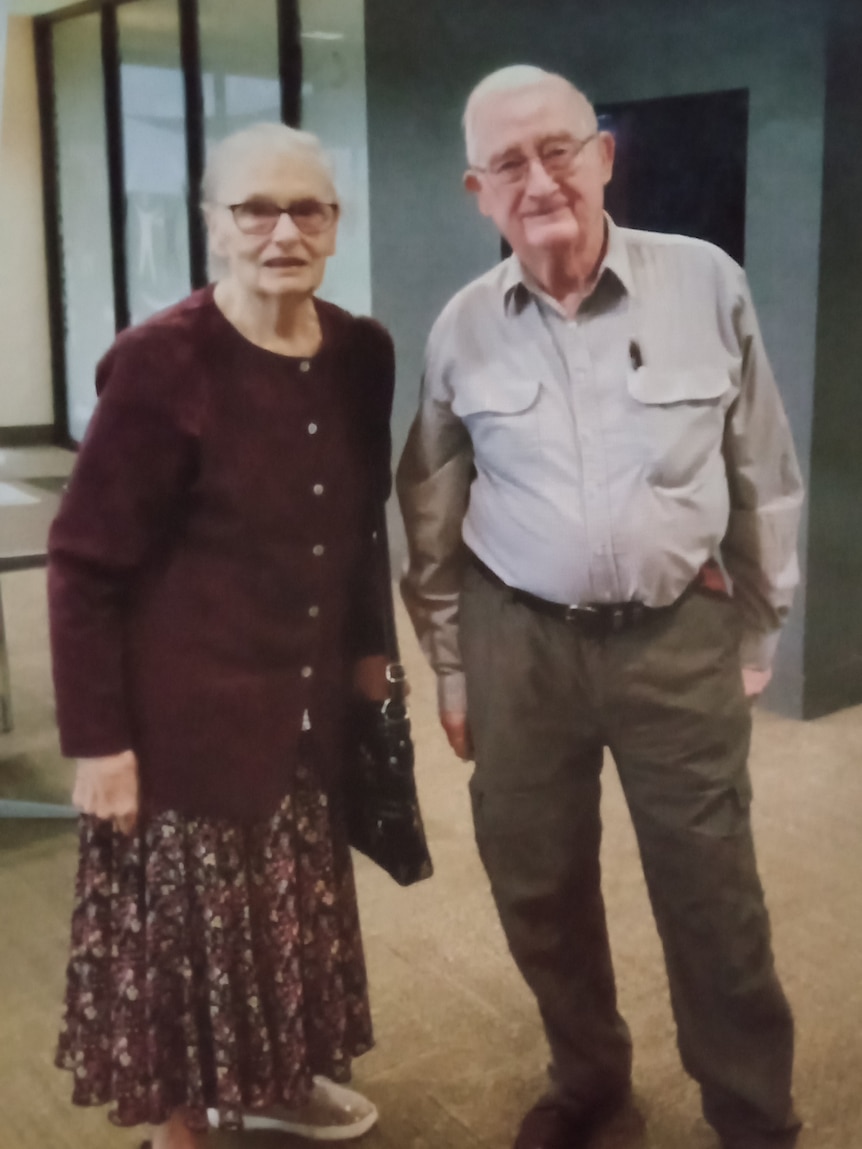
[567,602,647,634]
[565,603,599,625]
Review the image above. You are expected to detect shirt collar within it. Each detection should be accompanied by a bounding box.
[601,215,636,297]
[501,214,636,315]
[500,256,528,310]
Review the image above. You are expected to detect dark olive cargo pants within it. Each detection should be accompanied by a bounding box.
[459,563,798,1147]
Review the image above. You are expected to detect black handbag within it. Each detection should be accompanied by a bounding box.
[344,508,433,887]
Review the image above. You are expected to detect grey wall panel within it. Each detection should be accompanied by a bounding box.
[804,0,862,717]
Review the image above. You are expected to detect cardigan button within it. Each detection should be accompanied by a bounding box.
[312,544,325,557]
[301,665,314,679]
[300,360,311,373]
[312,483,324,496]
[308,605,320,618]
[308,422,318,435]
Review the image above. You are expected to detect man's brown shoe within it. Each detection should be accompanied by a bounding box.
[513,1093,629,1149]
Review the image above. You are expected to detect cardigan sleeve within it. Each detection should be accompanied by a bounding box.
[47,328,201,758]
[343,317,396,660]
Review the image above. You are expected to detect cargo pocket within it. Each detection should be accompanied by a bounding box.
[452,372,542,469]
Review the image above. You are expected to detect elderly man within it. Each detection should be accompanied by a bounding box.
[397,65,804,1149]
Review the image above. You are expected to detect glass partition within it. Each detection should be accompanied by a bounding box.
[198,0,282,279]
[41,0,372,440]
[198,0,282,151]
[118,0,192,324]
[299,0,371,315]
[52,14,116,441]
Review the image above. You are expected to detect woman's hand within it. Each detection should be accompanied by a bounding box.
[72,750,140,835]
[351,654,391,702]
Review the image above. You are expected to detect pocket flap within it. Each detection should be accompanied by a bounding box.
[452,373,541,417]
[627,366,730,406]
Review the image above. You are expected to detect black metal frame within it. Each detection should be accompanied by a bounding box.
[101,3,130,331]
[277,0,302,127]
[33,0,303,442]
[178,0,207,289]
[33,19,69,445]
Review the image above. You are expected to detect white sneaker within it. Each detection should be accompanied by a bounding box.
[207,1076,379,1141]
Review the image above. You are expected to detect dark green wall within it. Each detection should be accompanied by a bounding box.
[804,0,862,717]
[366,0,841,717]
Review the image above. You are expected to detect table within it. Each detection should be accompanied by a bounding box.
[0,478,75,818]
[0,482,55,732]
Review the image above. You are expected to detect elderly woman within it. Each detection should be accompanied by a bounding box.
[48,123,394,1149]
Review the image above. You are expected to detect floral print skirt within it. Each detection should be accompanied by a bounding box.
[55,745,373,1130]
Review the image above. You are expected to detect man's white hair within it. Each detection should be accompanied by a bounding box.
[201,121,337,205]
[463,65,598,165]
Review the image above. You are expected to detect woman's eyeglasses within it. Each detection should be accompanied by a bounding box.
[224,198,339,236]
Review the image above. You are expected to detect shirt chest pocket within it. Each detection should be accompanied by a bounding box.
[451,373,542,468]
[625,365,732,489]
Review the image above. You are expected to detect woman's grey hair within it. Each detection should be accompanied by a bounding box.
[201,121,337,205]
[463,65,598,165]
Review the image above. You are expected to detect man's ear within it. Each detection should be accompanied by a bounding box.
[463,169,482,196]
[464,170,494,218]
[598,130,616,187]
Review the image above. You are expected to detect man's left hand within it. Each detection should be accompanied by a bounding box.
[742,666,773,698]
[352,654,391,702]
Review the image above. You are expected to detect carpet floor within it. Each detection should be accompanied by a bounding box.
[1,448,860,1149]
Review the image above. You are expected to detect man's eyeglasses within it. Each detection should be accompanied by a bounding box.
[472,132,599,186]
[224,198,339,237]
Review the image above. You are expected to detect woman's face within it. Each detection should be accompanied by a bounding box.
[207,150,338,300]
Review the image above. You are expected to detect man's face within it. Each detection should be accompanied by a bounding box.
[465,81,614,263]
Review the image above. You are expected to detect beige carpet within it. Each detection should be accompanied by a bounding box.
[1,453,860,1148]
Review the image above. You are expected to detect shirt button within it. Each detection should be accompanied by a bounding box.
[312,483,324,496]
[312,544,325,557]
[301,666,314,679]
[299,360,311,373]
[308,605,320,618]
[308,422,318,435]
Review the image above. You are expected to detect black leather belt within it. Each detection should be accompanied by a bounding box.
[467,552,677,636]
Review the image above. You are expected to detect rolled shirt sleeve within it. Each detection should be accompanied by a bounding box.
[396,325,474,714]
[721,269,805,670]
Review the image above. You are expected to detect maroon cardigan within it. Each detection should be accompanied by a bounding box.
[48,288,395,821]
